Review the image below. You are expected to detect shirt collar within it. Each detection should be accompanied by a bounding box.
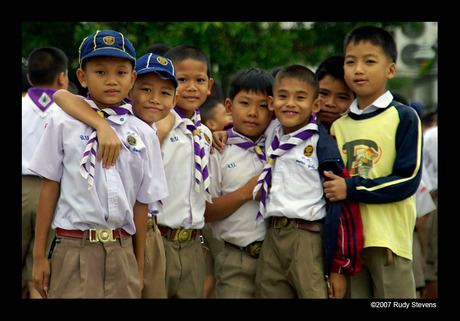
[84,97,132,124]
[274,117,319,139]
[348,91,393,115]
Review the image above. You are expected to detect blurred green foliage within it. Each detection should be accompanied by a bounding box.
[22,21,408,95]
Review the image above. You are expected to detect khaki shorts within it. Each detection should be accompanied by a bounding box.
[48,232,141,298]
[254,224,327,298]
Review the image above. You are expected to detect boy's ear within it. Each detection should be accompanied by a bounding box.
[204,119,217,131]
[224,98,233,114]
[267,96,274,111]
[207,77,214,96]
[56,70,68,89]
[172,91,179,108]
[130,71,137,90]
[76,68,87,88]
[387,62,396,80]
[26,74,35,87]
[312,98,322,114]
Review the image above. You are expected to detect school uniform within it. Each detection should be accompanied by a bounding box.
[22,88,60,287]
[156,108,212,298]
[254,117,363,298]
[29,98,168,298]
[208,129,267,298]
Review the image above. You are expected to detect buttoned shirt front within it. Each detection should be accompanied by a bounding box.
[264,120,327,221]
[156,109,212,229]
[208,130,266,247]
[29,99,167,234]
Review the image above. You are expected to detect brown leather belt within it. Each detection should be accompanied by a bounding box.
[270,217,321,232]
[224,241,263,259]
[158,225,203,243]
[56,228,129,243]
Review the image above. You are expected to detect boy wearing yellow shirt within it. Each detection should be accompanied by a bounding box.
[323,26,423,298]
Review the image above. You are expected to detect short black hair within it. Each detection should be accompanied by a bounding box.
[228,68,274,100]
[164,45,211,78]
[27,47,68,86]
[344,25,397,63]
[275,64,319,98]
[315,56,345,82]
[200,98,222,123]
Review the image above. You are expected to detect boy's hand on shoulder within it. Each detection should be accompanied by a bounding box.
[212,130,228,154]
[96,122,121,168]
[323,171,347,202]
[156,112,175,146]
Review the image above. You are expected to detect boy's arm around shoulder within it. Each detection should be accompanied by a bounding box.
[345,106,423,204]
[53,89,121,168]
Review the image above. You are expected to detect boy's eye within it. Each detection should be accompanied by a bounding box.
[96,70,105,75]
[141,88,151,92]
[177,78,187,82]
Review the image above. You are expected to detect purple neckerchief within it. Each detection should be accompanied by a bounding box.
[79,94,132,190]
[174,107,212,203]
[27,88,57,113]
[253,114,318,224]
[227,128,266,161]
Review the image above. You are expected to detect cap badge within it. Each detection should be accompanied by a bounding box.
[103,36,115,45]
[157,56,168,66]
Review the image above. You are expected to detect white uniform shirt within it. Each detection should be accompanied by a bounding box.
[156,109,212,229]
[208,131,266,247]
[29,99,168,234]
[264,119,326,221]
[423,126,438,190]
[22,91,61,175]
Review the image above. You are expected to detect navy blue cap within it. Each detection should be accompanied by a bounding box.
[135,53,178,88]
[79,30,136,67]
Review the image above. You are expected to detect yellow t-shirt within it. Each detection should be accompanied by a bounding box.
[331,102,422,260]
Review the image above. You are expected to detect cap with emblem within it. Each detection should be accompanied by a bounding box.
[79,30,136,68]
[135,53,178,88]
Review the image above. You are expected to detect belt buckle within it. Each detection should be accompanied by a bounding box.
[279,217,295,230]
[178,229,192,243]
[246,242,262,258]
[89,229,115,243]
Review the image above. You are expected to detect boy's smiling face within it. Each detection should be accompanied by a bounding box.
[77,56,136,109]
[269,77,321,134]
[344,40,396,109]
[130,73,178,126]
[174,58,214,118]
